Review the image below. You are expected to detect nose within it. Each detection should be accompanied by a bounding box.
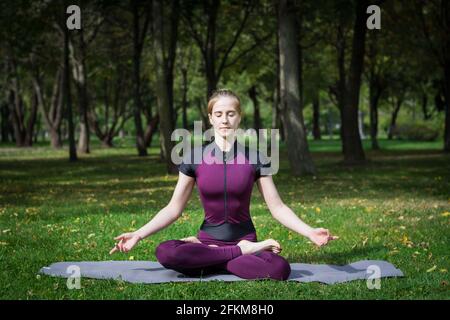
[221,115,229,124]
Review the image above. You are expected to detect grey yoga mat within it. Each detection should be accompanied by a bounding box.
[39,260,403,284]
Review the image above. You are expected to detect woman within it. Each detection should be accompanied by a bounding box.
[109,89,338,280]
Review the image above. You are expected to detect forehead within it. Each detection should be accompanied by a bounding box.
[212,97,239,112]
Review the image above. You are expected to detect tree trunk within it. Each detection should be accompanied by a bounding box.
[33,112,41,143]
[443,61,450,152]
[131,0,148,156]
[153,0,177,173]
[278,0,316,176]
[341,0,367,164]
[63,3,77,161]
[70,29,90,154]
[181,68,189,129]
[388,97,402,140]
[205,0,220,100]
[6,57,27,147]
[166,0,179,127]
[1,102,11,143]
[312,90,321,140]
[248,85,261,131]
[369,78,381,150]
[24,92,38,146]
[144,114,159,148]
[421,92,431,120]
[274,29,284,142]
[32,67,64,149]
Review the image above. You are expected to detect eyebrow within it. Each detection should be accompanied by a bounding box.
[214,110,236,113]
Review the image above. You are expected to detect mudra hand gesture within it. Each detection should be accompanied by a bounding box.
[109,232,142,254]
[308,228,339,247]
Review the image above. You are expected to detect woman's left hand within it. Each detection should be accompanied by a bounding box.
[308,228,339,247]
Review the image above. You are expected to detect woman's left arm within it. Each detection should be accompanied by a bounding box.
[256,176,338,246]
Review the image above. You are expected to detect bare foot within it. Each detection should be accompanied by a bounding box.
[237,239,282,255]
[208,244,219,247]
[180,236,201,244]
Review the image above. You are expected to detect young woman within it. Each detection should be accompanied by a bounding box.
[109,89,338,280]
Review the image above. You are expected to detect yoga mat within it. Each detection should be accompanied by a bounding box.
[39,260,403,284]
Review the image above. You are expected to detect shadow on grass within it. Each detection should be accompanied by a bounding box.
[1,148,449,212]
[288,245,387,265]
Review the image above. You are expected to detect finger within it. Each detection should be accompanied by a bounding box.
[109,246,118,255]
[330,235,339,240]
[117,240,125,252]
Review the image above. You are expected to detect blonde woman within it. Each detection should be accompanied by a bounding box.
[110,89,338,280]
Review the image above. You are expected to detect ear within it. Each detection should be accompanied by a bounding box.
[208,113,213,126]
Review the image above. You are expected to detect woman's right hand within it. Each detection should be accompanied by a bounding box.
[109,232,142,255]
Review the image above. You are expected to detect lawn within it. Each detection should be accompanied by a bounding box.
[0,138,449,299]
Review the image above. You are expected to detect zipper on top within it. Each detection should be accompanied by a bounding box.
[223,151,228,222]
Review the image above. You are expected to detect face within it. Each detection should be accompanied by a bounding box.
[208,96,241,139]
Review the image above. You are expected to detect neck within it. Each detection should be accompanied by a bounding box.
[214,134,236,152]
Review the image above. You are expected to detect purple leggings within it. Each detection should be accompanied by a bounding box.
[155,231,291,280]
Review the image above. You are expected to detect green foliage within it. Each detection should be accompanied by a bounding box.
[392,123,440,142]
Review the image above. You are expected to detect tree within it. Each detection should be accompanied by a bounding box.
[63,0,77,161]
[338,0,368,163]
[182,0,256,100]
[278,0,316,176]
[415,0,450,152]
[1,0,41,147]
[152,0,178,173]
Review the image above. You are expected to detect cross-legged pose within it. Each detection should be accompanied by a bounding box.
[110,89,338,281]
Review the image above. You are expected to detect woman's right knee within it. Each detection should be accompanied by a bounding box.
[155,240,183,267]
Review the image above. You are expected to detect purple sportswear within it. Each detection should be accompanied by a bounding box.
[155,138,291,280]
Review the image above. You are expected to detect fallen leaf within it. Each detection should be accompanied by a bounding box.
[362,237,369,246]
[426,265,437,273]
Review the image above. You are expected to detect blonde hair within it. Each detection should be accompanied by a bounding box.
[207,89,242,115]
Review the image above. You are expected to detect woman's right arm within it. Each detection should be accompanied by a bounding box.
[135,172,195,240]
[110,172,195,254]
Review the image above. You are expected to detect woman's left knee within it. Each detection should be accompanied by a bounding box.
[271,256,291,280]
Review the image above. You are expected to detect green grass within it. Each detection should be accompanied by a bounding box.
[0,138,449,299]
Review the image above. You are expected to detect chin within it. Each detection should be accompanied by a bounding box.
[215,128,233,138]
[221,131,236,139]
